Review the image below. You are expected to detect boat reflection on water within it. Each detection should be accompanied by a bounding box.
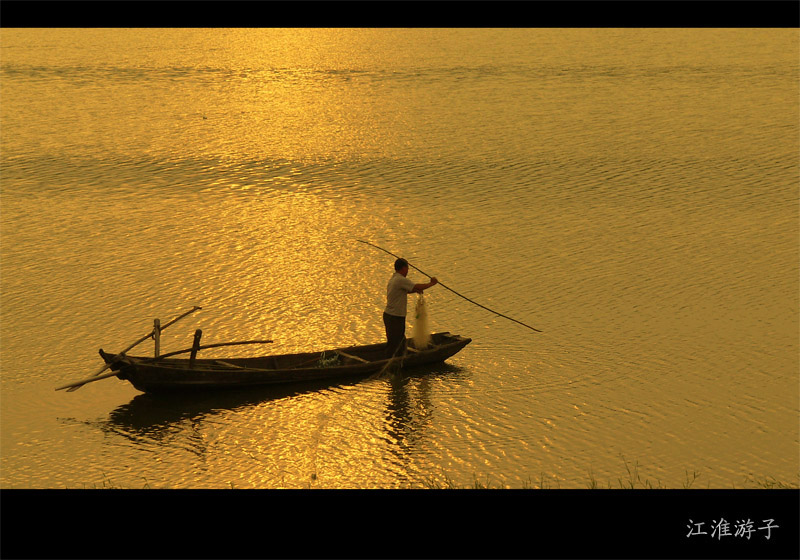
[100,362,469,486]
[106,362,468,440]
[106,378,356,436]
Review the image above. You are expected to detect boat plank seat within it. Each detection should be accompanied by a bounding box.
[335,350,369,363]
[215,360,244,368]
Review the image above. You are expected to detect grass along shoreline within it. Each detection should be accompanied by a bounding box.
[422,469,798,490]
[422,457,799,489]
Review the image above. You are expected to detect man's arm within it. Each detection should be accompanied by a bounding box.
[412,277,438,293]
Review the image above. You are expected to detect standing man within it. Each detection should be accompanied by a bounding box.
[383,258,438,358]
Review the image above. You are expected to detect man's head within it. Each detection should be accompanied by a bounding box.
[394,258,409,276]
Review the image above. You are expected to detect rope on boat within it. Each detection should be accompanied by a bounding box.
[367,336,408,380]
[356,240,542,333]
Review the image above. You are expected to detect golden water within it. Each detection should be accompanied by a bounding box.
[1,29,797,488]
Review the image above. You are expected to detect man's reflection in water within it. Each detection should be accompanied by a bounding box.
[384,372,434,452]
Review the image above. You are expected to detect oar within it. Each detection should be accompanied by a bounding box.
[55,370,124,392]
[357,240,542,333]
[56,339,274,391]
[55,306,202,391]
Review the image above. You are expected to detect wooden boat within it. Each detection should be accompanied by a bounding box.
[99,332,471,393]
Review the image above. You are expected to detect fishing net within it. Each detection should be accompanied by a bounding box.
[317,351,340,368]
[412,293,432,349]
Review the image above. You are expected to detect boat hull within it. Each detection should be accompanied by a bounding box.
[100,332,471,393]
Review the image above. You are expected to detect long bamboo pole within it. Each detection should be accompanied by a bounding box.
[357,240,542,333]
[56,306,202,391]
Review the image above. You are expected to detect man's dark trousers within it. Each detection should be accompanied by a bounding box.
[383,312,406,358]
